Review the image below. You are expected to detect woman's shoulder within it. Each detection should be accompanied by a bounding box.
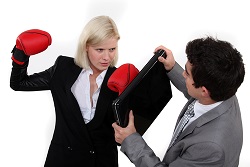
[56,55,74,61]
[52,55,80,72]
[54,55,75,65]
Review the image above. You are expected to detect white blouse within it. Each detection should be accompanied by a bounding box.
[71,68,107,123]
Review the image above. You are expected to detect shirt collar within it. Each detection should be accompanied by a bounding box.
[194,100,223,115]
[82,68,107,88]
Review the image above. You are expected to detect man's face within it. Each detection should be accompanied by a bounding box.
[182,61,200,98]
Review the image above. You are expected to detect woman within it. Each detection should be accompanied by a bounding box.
[10,15,172,167]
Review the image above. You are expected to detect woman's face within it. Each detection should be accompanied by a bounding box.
[86,37,118,74]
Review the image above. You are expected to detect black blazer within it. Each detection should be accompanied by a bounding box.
[10,56,172,167]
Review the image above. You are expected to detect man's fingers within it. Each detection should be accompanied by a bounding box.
[112,122,118,129]
[112,122,122,134]
[128,110,134,127]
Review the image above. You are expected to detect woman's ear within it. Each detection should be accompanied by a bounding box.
[86,45,89,52]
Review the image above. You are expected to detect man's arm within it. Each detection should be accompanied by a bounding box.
[121,132,167,167]
[155,46,190,99]
[167,63,190,99]
[112,111,168,167]
[121,133,225,167]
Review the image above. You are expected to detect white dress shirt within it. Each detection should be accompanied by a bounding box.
[71,68,107,123]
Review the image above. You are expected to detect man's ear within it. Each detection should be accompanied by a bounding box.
[201,86,211,98]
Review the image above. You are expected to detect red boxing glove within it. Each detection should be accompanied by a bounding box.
[11,29,52,65]
[108,63,139,95]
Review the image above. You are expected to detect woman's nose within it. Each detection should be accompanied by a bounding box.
[102,51,109,60]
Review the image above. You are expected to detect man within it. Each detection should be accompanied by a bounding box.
[112,36,245,167]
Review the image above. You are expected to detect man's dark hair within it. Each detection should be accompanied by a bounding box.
[186,36,245,101]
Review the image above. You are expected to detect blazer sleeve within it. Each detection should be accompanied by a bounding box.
[167,62,190,99]
[120,133,166,167]
[121,133,225,167]
[10,57,58,91]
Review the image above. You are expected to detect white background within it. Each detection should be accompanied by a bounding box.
[0,0,249,166]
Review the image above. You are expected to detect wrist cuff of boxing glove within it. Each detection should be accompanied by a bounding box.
[11,46,29,65]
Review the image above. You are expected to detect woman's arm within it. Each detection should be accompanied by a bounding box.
[10,58,57,91]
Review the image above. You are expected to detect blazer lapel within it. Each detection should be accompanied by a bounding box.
[64,64,95,145]
[65,64,85,124]
[176,96,235,143]
[87,67,117,129]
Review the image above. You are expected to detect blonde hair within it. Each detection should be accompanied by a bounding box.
[74,15,120,69]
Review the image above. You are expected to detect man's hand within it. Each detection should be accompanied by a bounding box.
[112,110,136,144]
[155,45,176,71]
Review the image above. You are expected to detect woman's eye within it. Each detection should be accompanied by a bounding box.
[109,48,116,52]
[96,49,104,52]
